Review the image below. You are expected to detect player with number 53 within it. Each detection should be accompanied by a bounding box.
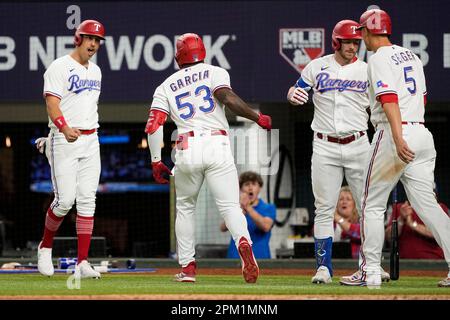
[144,33,271,284]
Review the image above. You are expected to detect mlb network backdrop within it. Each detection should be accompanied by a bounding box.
[0,1,449,102]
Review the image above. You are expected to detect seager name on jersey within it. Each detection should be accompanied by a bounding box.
[390,49,416,65]
[315,72,368,93]
[170,70,210,92]
[68,74,101,94]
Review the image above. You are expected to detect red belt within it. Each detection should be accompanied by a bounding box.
[316,131,365,145]
[179,129,228,138]
[401,121,424,125]
[80,129,96,135]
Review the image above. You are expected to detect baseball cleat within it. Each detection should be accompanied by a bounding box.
[238,237,259,283]
[174,261,196,283]
[340,268,390,286]
[339,271,366,286]
[437,277,450,287]
[380,268,390,282]
[37,241,54,277]
[366,272,382,289]
[311,266,332,284]
[74,260,101,279]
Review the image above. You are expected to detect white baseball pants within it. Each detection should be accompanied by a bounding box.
[361,123,450,274]
[46,130,101,217]
[173,130,251,267]
[311,133,370,239]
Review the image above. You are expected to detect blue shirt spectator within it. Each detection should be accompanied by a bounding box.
[221,171,277,259]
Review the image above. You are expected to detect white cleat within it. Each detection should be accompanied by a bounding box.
[366,272,381,289]
[380,268,390,282]
[37,241,54,276]
[438,277,450,287]
[74,260,101,279]
[311,266,332,284]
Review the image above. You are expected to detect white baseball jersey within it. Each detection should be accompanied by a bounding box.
[150,63,230,133]
[43,54,102,130]
[297,54,370,136]
[152,63,253,268]
[359,44,450,278]
[367,45,426,126]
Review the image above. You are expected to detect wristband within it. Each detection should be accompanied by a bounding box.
[54,116,68,131]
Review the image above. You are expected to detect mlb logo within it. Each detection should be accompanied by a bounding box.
[376,80,388,88]
[279,28,325,73]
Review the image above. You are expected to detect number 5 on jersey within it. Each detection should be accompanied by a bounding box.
[403,66,416,94]
[175,85,216,120]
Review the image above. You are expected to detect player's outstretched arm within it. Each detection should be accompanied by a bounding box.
[214,88,272,130]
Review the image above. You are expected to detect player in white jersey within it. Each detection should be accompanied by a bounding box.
[145,33,272,283]
[347,9,450,288]
[36,20,106,279]
[287,20,373,284]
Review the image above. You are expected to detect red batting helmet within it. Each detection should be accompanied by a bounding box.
[74,20,106,46]
[175,33,206,67]
[357,9,392,35]
[332,20,362,51]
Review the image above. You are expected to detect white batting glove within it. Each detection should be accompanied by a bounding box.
[34,137,47,154]
[287,87,309,106]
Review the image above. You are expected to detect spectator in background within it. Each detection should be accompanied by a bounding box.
[333,186,361,259]
[221,171,276,259]
[385,196,449,259]
[335,186,391,284]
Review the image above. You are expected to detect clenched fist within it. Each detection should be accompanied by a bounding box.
[151,161,172,184]
[61,126,81,143]
[287,87,309,106]
[257,113,272,130]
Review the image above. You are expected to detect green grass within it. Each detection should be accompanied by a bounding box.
[0,274,448,296]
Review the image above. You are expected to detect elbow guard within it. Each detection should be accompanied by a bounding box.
[145,109,168,134]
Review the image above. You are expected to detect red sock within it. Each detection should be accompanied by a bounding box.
[76,214,94,263]
[40,208,64,248]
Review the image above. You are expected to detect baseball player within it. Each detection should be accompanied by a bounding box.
[145,33,272,283]
[36,20,105,279]
[287,20,372,284]
[348,9,450,288]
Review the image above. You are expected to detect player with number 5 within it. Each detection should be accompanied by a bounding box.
[352,8,450,288]
[145,33,271,283]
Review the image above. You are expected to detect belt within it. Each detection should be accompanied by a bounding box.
[79,129,96,135]
[316,131,365,145]
[179,129,228,138]
[401,121,424,125]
